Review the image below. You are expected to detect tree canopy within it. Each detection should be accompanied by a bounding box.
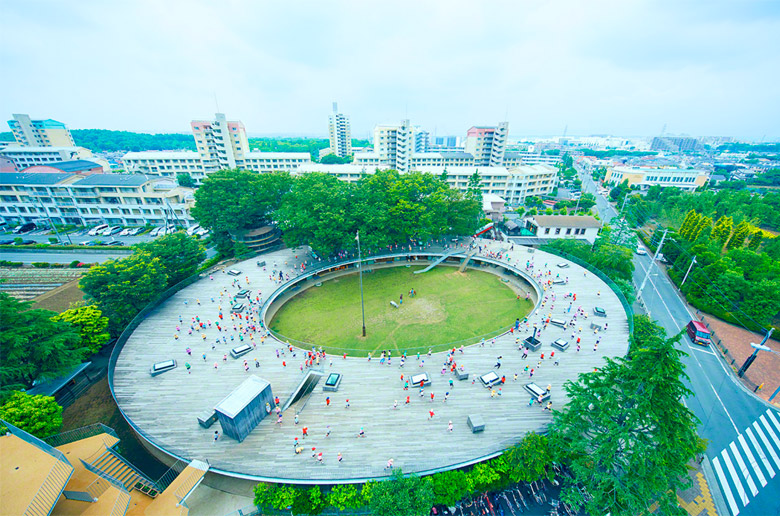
[0,391,63,438]
[0,293,84,398]
[79,252,169,335]
[71,129,196,152]
[550,315,704,516]
[133,232,206,287]
[367,470,434,516]
[52,304,110,357]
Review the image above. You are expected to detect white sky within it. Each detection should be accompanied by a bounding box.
[2,0,779,140]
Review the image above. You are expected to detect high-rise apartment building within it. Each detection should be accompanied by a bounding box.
[650,136,702,153]
[191,113,249,172]
[7,114,75,147]
[464,122,509,166]
[327,102,352,158]
[414,128,430,153]
[373,120,415,172]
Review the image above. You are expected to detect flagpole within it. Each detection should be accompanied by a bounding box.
[357,231,366,337]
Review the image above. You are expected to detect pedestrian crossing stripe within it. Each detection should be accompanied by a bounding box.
[711,409,780,516]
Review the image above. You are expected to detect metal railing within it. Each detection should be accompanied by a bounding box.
[80,458,130,493]
[173,467,206,505]
[24,459,73,516]
[538,246,635,335]
[110,490,131,516]
[43,423,118,448]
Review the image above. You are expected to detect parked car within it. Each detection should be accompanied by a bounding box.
[119,228,132,236]
[186,224,201,236]
[17,239,37,245]
[165,226,176,235]
[102,226,122,236]
[88,224,109,236]
[105,240,125,246]
[0,239,14,245]
[13,222,36,234]
[128,227,143,236]
[196,228,209,237]
[149,227,162,236]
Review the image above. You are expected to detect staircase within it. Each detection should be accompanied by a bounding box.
[89,447,158,495]
[413,249,459,274]
[458,250,476,272]
[24,459,73,516]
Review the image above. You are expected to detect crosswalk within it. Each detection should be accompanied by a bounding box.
[711,409,780,515]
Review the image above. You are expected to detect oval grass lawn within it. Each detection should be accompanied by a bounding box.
[270,265,534,355]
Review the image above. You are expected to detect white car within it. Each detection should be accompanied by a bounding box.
[636,247,647,256]
[88,224,109,236]
[149,227,162,236]
[119,228,131,236]
[165,226,176,235]
[196,228,209,237]
[102,226,122,236]
[186,224,201,236]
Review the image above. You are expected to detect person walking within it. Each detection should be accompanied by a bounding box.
[447,421,453,432]
[213,430,219,443]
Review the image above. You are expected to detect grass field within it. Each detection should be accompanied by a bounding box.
[270,265,533,355]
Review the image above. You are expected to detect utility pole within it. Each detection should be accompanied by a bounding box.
[638,229,667,298]
[681,255,697,286]
[356,231,366,337]
[737,329,774,377]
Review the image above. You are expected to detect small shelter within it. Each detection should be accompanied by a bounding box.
[214,376,273,442]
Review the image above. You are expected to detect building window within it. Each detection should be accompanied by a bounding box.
[555,228,561,235]
[544,228,550,235]
[566,228,571,235]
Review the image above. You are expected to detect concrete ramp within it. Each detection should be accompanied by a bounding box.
[413,250,459,274]
[458,250,476,272]
[282,370,324,412]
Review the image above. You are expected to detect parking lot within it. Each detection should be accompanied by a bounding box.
[0,223,207,247]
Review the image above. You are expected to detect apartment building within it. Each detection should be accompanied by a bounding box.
[372,120,415,172]
[0,172,195,227]
[464,123,509,167]
[294,163,557,205]
[605,166,708,191]
[7,114,75,147]
[504,151,562,166]
[0,145,108,172]
[121,113,311,183]
[327,102,352,158]
[525,215,601,244]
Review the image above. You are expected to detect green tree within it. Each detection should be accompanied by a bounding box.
[466,462,500,494]
[0,391,62,437]
[327,483,362,510]
[0,293,84,398]
[320,153,353,164]
[253,483,297,510]
[747,230,764,250]
[52,305,110,357]
[711,215,734,244]
[430,469,470,506]
[368,470,434,516]
[550,315,704,516]
[191,170,293,254]
[726,220,751,250]
[505,432,554,482]
[79,252,169,335]
[133,232,205,287]
[291,485,326,515]
[176,173,195,188]
[467,171,483,204]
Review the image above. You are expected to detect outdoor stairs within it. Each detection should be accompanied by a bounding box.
[24,458,73,516]
[89,447,158,495]
[413,249,459,274]
[458,250,476,272]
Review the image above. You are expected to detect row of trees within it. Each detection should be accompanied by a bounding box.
[253,316,702,516]
[248,138,370,161]
[71,129,196,152]
[191,169,483,257]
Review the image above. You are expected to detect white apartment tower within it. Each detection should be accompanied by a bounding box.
[414,128,430,153]
[191,113,249,172]
[328,103,352,158]
[464,122,509,167]
[374,120,415,172]
[7,114,75,147]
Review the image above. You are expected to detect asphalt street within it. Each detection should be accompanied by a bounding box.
[579,167,780,516]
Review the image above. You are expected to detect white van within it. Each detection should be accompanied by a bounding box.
[88,224,109,236]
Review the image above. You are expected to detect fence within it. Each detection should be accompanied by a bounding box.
[43,422,118,448]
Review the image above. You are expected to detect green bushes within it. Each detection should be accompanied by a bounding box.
[0,260,23,267]
[32,262,51,268]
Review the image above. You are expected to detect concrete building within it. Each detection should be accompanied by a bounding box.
[504,151,562,166]
[0,418,208,516]
[327,102,352,158]
[122,113,311,184]
[372,120,415,172]
[21,159,104,176]
[0,172,195,227]
[524,215,601,244]
[605,166,709,191]
[483,194,506,222]
[464,123,508,167]
[192,113,249,172]
[414,128,430,153]
[7,114,75,147]
[0,145,108,172]
[295,163,557,205]
[431,135,462,149]
[651,136,702,153]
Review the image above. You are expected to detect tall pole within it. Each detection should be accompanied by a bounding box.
[681,255,696,286]
[638,229,667,298]
[737,329,774,377]
[357,231,366,337]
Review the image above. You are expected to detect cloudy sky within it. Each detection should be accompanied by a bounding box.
[2,0,779,140]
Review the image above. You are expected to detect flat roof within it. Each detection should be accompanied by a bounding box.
[24,160,101,173]
[245,151,311,159]
[532,215,601,228]
[214,376,270,419]
[0,172,75,185]
[122,151,199,159]
[71,174,151,187]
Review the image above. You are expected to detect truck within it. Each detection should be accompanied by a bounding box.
[686,320,712,346]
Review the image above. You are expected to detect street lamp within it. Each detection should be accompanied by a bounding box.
[356,231,366,337]
[737,328,775,377]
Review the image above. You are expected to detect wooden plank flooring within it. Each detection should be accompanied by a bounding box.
[114,244,630,482]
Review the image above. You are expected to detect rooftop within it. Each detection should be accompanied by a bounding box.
[23,160,102,173]
[122,151,199,160]
[214,376,271,418]
[532,215,602,228]
[71,174,152,187]
[0,145,88,154]
[244,151,311,159]
[0,172,75,185]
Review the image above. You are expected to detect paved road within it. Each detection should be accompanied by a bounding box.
[578,166,780,516]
